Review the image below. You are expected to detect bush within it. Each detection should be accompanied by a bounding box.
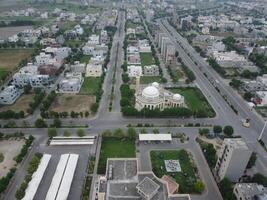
[48,128,57,138]
[246,152,257,169]
[219,178,236,200]
[127,128,136,140]
[77,129,85,137]
[252,173,267,186]
[198,128,210,136]
[193,181,205,193]
[64,130,71,137]
[52,118,61,128]
[14,135,34,163]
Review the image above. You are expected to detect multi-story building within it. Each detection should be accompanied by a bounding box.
[86,61,103,77]
[0,86,21,105]
[143,65,159,76]
[69,61,86,73]
[127,65,142,77]
[215,138,252,182]
[233,183,267,200]
[12,63,50,88]
[57,72,84,93]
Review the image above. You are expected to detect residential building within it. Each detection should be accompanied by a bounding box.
[233,183,267,200]
[58,72,84,93]
[86,61,103,77]
[215,138,252,182]
[128,53,141,65]
[69,61,86,73]
[127,65,142,77]
[0,86,21,105]
[143,65,160,76]
[13,63,49,87]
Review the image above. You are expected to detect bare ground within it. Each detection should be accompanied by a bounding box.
[0,94,34,112]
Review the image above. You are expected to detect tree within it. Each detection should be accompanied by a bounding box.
[48,128,57,138]
[91,103,99,113]
[193,181,205,193]
[140,128,147,133]
[223,126,234,137]
[219,178,236,200]
[77,129,85,137]
[213,125,222,134]
[23,84,32,94]
[252,173,267,187]
[35,118,47,128]
[64,130,71,137]
[127,127,136,140]
[198,128,210,136]
[52,118,62,128]
[229,78,242,89]
[152,128,159,134]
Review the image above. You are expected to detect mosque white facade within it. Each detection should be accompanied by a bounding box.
[135,80,185,111]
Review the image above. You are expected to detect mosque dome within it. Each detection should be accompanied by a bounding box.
[142,86,160,99]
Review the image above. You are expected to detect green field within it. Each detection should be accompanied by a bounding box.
[140,76,162,84]
[97,138,135,174]
[79,55,91,64]
[80,77,101,95]
[140,52,155,66]
[169,87,215,117]
[150,150,198,193]
[64,40,83,48]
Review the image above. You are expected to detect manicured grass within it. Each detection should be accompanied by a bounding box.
[79,55,91,64]
[80,77,101,95]
[0,48,33,71]
[139,52,155,67]
[97,138,135,174]
[140,76,162,84]
[150,150,198,193]
[169,87,215,117]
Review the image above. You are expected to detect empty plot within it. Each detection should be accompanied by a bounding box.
[49,94,95,113]
[0,94,34,112]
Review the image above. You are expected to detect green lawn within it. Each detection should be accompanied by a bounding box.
[140,52,155,67]
[140,76,162,84]
[150,150,198,193]
[97,138,135,174]
[80,77,101,95]
[79,55,91,64]
[0,69,9,81]
[169,87,215,117]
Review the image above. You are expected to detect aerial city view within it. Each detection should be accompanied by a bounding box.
[0,0,267,199]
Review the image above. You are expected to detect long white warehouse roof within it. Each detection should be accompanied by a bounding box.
[45,154,69,200]
[139,134,172,141]
[56,154,79,200]
[50,139,94,146]
[22,154,51,200]
[53,136,96,140]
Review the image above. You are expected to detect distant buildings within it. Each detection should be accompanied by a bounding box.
[214,138,252,182]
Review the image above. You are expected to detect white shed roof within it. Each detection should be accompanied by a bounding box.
[139,134,172,141]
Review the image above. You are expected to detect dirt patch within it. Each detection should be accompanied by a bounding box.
[0,139,25,177]
[49,94,96,113]
[0,94,33,112]
[0,48,33,72]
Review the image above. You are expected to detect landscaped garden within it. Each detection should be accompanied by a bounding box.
[169,87,215,117]
[140,76,163,84]
[97,137,135,174]
[80,77,102,95]
[150,150,204,194]
[139,52,155,66]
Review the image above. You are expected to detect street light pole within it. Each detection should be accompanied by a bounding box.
[258,120,267,141]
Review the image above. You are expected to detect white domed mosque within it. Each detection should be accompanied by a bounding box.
[135,77,185,111]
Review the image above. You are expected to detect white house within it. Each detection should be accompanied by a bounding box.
[69,61,86,73]
[87,34,100,45]
[8,35,19,43]
[74,24,84,35]
[127,46,139,54]
[127,65,142,77]
[86,61,103,77]
[0,86,21,105]
[13,63,49,87]
[35,52,63,68]
[58,72,84,93]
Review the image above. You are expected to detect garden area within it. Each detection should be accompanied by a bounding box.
[97,137,135,174]
[80,77,102,95]
[150,150,204,194]
[139,52,155,66]
[169,87,215,118]
[140,76,163,84]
